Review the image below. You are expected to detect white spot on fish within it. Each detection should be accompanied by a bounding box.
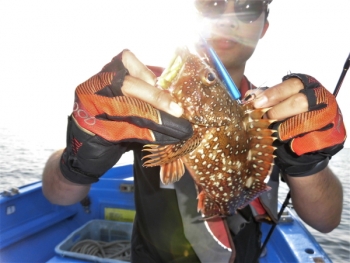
[245,177,254,188]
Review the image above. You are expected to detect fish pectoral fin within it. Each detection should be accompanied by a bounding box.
[160,159,185,184]
[142,144,176,167]
[142,131,202,167]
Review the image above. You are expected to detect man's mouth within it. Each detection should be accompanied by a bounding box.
[209,38,237,51]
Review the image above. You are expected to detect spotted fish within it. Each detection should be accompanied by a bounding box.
[143,46,275,218]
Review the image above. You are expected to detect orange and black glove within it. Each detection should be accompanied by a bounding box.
[60,53,193,184]
[273,73,346,176]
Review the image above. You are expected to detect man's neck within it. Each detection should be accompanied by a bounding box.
[227,65,245,91]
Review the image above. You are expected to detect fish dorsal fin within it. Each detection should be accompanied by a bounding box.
[226,103,277,210]
[160,159,185,185]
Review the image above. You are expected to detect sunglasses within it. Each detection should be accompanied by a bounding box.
[195,0,270,23]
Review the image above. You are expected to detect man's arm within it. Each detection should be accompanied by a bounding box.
[42,149,91,205]
[286,167,343,233]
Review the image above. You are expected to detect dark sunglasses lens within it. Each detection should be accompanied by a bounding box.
[234,1,264,23]
[195,0,227,19]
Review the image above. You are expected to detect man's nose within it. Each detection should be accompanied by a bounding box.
[214,14,239,30]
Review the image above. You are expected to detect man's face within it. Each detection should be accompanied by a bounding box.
[196,0,269,70]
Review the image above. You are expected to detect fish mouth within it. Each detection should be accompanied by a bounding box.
[157,46,191,90]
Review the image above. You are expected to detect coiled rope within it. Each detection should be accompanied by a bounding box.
[70,239,131,261]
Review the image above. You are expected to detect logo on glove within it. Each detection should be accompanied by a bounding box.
[73,102,96,126]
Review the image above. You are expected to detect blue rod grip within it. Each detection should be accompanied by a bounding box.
[200,37,241,100]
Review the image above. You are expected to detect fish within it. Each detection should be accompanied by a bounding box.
[143,45,275,218]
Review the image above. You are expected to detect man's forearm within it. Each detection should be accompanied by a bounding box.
[42,149,91,206]
[286,166,343,233]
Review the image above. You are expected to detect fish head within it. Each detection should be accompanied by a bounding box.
[158,46,234,126]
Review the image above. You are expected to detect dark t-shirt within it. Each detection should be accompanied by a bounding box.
[130,144,200,262]
[128,144,261,263]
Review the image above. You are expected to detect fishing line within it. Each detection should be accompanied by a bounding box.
[258,52,350,259]
[70,239,131,261]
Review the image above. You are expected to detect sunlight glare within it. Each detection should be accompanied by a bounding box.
[140,1,202,66]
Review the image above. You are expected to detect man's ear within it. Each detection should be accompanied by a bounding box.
[260,20,269,39]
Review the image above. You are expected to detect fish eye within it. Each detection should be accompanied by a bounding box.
[202,69,217,85]
[207,72,216,82]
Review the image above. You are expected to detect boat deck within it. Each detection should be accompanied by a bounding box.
[0,164,332,263]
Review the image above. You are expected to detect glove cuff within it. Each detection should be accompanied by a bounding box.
[60,151,100,184]
[283,158,329,177]
[60,115,123,185]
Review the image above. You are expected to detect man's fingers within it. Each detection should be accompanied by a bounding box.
[121,50,157,86]
[266,93,309,120]
[243,88,264,102]
[119,50,184,117]
[122,76,184,117]
[251,78,307,120]
[253,78,304,108]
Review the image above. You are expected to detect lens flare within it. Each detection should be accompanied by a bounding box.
[197,13,261,48]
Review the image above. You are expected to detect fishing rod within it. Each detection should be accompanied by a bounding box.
[199,35,242,102]
[259,51,350,258]
[334,52,350,96]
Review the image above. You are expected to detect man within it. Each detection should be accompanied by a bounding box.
[42,1,345,262]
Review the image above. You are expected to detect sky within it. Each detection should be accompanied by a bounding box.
[0,0,349,149]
